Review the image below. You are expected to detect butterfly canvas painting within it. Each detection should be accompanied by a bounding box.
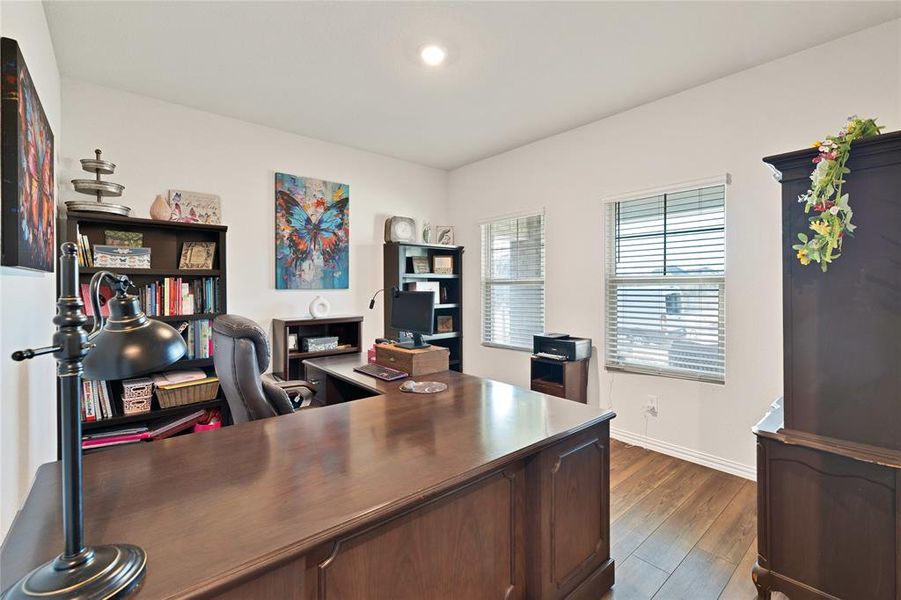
[1,38,55,272]
[275,172,349,289]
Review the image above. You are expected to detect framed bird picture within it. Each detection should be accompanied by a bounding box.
[275,172,349,289]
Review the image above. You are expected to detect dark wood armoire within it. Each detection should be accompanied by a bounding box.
[753,131,901,599]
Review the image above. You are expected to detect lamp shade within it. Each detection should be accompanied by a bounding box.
[83,293,187,380]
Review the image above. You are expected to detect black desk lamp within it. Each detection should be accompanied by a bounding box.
[3,242,187,599]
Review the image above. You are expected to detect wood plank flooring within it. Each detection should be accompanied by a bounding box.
[602,439,782,600]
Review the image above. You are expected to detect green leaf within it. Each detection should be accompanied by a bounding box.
[797,233,808,242]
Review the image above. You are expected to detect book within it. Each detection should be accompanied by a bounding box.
[81,283,113,318]
[82,381,96,422]
[147,409,207,440]
[81,431,150,449]
[151,369,207,386]
[91,382,102,421]
[154,376,218,391]
[83,426,149,441]
[98,381,114,419]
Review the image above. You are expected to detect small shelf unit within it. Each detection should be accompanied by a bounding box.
[58,211,230,455]
[272,316,363,380]
[384,241,465,372]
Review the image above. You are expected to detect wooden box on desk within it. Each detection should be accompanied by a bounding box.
[375,343,449,376]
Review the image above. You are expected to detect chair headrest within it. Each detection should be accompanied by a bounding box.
[212,315,270,373]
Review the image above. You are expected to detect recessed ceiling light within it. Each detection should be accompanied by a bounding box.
[420,44,447,67]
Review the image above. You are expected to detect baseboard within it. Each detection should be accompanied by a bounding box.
[610,427,756,481]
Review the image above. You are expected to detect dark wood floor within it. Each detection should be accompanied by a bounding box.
[602,440,781,600]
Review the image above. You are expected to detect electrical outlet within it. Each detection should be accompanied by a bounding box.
[645,395,659,417]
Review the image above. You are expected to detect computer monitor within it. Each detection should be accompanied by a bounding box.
[390,289,434,349]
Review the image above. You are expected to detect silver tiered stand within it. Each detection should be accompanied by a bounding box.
[66,149,129,216]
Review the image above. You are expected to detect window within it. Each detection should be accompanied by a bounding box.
[605,184,725,383]
[481,211,545,350]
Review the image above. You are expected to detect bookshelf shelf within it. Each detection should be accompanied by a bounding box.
[167,357,215,369]
[402,273,459,279]
[87,313,222,324]
[424,332,460,341]
[287,346,361,360]
[81,398,225,432]
[59,211,229,457]
[80,267,221,277]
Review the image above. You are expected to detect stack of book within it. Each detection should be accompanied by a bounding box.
[82,426,149,450]
[80,408,215,450]
[141,277,220,317]
[76,232,94,267]
[81,380,117,421]
[181,319,214,359]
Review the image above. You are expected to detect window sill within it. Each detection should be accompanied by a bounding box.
[482,341,532,353]
[605,363,725,385]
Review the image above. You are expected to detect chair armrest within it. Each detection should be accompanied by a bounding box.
[273,379,316,392]
[262,375,316,410]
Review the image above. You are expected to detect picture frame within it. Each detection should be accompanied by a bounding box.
[179,241,216,270]
[411,256,430,274]
[437,315,454,333]
[432,255,454,274]
[287,333,299,351]
[1,37,55,272]
[435,226,455,246]
[276,173,349,289]
[167,190,222,224]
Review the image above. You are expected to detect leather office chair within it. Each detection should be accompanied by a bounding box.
[212,315,315,423]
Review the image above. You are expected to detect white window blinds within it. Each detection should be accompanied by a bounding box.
[605,185,726,383]
[481,212,545,350]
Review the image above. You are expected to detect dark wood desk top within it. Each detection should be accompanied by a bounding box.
[1,357,614,598]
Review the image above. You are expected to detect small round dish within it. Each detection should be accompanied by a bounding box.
[399,381,448,394]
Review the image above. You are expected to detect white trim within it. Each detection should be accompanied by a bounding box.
[600,173,731,205]
[481,341,532,352]
[610,426,756,481]
[478,207,545,225]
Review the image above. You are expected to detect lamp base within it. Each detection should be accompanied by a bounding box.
[2,545,145,599]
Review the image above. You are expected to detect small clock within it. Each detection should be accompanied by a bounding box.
[385,216,417,242]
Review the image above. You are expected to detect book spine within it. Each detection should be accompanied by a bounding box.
[82,381,96,422]
[91,381,102,420]
[100,381,113,419]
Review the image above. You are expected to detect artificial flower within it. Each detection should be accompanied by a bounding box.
[794,116,883,271]
[810,220,831,236]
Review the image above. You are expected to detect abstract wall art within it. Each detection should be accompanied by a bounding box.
[1,37,55,272]
[275,172,349,289]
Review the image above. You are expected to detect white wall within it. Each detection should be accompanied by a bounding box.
[448,19,901,477]
[61,79,447,358]
[0,1,61,539]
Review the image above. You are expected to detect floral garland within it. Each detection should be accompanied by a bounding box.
[792,116,882,271]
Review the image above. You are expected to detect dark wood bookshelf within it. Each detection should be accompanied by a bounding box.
[80,266,221,277]
[384,241,465,372]
[57,211,229,456]
[402,273,459,279]
[272,316,363,379]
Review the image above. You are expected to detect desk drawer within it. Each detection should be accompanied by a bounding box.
[303,364,325,405]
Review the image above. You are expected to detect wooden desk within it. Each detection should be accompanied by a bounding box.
[1,355,615,599]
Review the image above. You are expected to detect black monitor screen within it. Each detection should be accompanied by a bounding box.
[391,290,435,335]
